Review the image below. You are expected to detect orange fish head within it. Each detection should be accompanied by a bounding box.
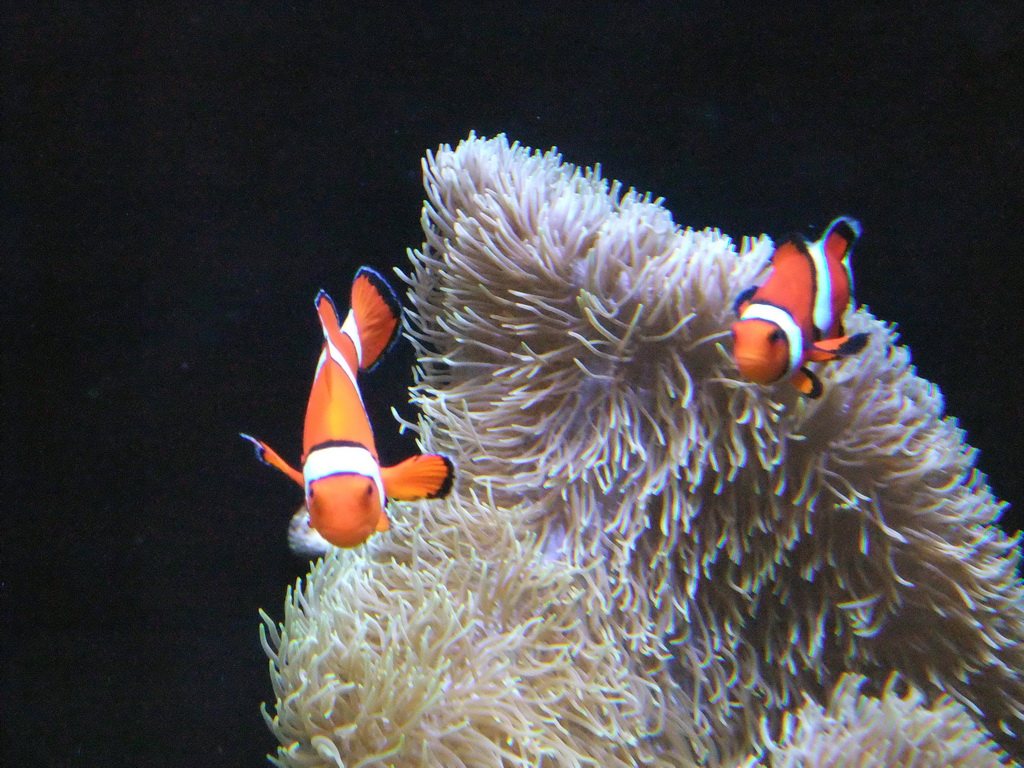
[731,318,790,384]
[307,474,383,548]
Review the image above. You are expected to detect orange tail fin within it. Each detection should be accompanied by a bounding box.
[240,433,304,486]
[381,454,455,501]
[350,267,401,370]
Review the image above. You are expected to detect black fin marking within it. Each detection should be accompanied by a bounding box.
[801,367,824,399]
[314,289,342,324]
[768,235,802,264]
[827,217,863,249]
[355,266,402,318]
[240,433,269,464]
[427,455,456,500]
[734,285,757,314]
[838,332,869,356]
[776,234,806,253]
[308,438,373,454]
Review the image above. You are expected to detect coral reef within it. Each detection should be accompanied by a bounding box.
[261,134,1023,767]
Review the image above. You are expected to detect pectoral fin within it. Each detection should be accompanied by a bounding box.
[381,454,455,501]
[240,433,304,486]
[807,332,869,362]
[791,367,824,399]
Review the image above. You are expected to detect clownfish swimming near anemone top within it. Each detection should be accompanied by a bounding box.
[241,267,454,550]
[731,216,870,399]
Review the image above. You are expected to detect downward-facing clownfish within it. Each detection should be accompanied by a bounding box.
[241,267,454,549]
[731,217,870,398]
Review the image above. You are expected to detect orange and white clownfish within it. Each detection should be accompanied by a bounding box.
[241,267,454,549]
[731,216,870,398]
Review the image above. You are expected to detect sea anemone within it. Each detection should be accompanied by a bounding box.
[741,674,1012,768]
[260,133,1024,767]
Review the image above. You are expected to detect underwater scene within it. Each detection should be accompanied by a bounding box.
[6,3,1023,767]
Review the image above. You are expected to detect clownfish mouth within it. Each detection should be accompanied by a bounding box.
[733,352,785,385]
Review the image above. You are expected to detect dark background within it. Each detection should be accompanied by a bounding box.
[3,2,1022,765]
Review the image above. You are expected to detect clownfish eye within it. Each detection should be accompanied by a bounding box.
[769,329,785,344]
[365,483,373,497]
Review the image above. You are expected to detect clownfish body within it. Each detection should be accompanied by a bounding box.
[242,267,454,549]
[731,217,869,398]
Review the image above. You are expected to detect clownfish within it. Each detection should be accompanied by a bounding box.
[241,267,454,549]
[731,217,870,398]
